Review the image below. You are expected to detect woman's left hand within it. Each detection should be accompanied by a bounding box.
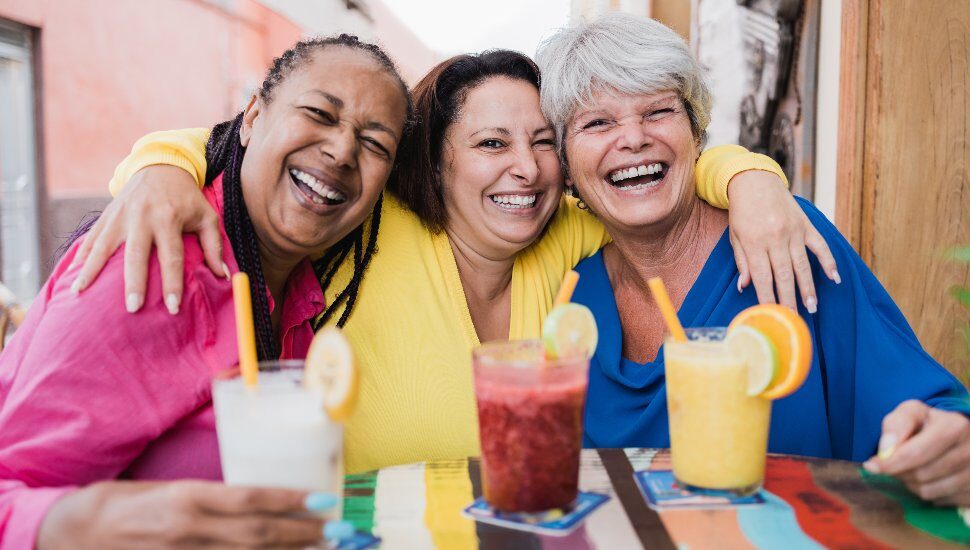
[727,170,840,313]
[864,400,970,506]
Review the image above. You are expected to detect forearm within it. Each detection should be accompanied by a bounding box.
[695,144,789,209]
[109,128,211,196]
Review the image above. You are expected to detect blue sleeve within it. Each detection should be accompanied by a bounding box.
[797,197,970,461]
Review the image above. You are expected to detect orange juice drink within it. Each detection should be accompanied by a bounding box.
[665,328,770,494]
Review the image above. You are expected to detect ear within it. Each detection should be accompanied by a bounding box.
[239,95,260,147]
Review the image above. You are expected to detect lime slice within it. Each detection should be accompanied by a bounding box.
[542,303,598,359]
[726,325,778,396]
[304,328,358,421]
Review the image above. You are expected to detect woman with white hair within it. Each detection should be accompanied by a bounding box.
[538,12,970,506]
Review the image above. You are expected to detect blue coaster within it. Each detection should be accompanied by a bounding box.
[462,491,610,536]
[336,531,380,550]
[635,470,765,510]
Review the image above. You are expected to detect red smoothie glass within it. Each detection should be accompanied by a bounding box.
[472,340,589,513]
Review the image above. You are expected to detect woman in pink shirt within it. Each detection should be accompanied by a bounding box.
[0,35,411,548]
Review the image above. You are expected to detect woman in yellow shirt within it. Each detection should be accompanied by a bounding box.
[75,50,836,474]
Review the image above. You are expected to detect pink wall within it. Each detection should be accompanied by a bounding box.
[0,0,301,199]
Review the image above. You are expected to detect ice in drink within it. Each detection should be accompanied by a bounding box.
[665,328,770,494]
[473,340,589,513]
[212,360,343,519]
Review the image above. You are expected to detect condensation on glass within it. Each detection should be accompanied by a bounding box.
[0,20,40,304]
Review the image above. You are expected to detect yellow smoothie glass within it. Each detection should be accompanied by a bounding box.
[665,327,770,495]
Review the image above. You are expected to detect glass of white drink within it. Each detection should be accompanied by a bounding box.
[212,360,344,520]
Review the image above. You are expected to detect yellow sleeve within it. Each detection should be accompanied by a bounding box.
[694,144,789,209]
[108,128,212,196]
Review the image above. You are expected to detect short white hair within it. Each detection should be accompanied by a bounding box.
[536,12,712,149]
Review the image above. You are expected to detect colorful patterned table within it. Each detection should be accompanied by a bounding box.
[342,449,970,549]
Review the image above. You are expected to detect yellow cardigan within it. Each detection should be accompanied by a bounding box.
[110,129,785,473]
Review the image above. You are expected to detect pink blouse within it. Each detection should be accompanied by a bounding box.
[0,175,325,548]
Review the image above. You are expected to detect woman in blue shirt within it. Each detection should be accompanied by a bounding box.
[535,12,970,506]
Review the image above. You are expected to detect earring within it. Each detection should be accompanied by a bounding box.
[577,199,588,211]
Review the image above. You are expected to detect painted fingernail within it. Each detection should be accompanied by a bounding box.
[805,295,817,314]
[126,293,143,313]
[831,269,842,285]
[878,433,897,460]
[737,280,743,293]
[221,262,231,281]
[165,293,180,315]
[304,492,338,512]
[70,276,86,294]
[323,520,355,541]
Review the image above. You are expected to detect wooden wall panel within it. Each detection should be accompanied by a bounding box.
[864,0,970,381]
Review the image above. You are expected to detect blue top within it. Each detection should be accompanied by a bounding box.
[574,197,970,461]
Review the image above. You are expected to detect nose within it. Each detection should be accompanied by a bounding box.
[508,144,540,186]
[320,124,358,170]
[615,116,652,153]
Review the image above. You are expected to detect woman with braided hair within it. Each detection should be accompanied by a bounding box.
[0,35,410,547]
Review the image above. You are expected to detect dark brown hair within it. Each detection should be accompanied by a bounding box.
[389,50,541,232]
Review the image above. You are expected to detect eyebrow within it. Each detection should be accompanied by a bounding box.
[308,90,399,141]
[471,127,512,138]
[364,121,399,141]
[471,125,553,138]
[310,90,344,109]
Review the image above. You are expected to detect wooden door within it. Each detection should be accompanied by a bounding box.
[838,0,970,383]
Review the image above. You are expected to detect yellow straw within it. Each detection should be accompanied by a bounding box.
[554,270,580,307]
[647,277,687,342]
[232,273,259,388]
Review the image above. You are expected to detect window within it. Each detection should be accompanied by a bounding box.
[0,20,40,304]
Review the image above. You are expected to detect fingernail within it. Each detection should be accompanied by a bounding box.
[878,433,897,460]
[805,295,817,314]
[222,262,231,281]
[737,280,743,293]
[831,269,842,285]
[70,276,85,294]
[126,293,143,313]
[323,520,355,541]
[304,492,338,512]
[165,293,180,315]
[863,460,880,473]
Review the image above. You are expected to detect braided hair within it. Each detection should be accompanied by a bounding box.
[205,35,414,360]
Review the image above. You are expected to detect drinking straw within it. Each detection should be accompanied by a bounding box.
[554,270,580,307]
[647,277,687,342]
[231,273,259,388]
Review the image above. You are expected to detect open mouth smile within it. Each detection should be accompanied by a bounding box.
[488,193,540,210]
[290,168,348,206]
[607,162,668,191]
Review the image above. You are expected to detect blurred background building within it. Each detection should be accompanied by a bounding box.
[1,0,969,380]
[0,0,439,306]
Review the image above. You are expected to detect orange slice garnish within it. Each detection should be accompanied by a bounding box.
[728,304,812,399]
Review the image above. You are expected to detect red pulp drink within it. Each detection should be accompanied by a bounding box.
[473,340,589,513]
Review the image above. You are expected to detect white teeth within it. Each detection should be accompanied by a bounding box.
[289,169,347,203]
[490,194,537,208]
[609,163,665,182]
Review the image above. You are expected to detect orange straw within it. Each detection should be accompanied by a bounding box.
[231,273,259,388]
[647,277,687,342]
[554,270,580,307]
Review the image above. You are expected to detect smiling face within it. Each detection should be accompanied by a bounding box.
[565,88,699,236]
[238,47,407,260]
[438,77,562,258]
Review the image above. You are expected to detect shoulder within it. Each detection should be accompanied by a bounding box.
[53,233,226,334]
